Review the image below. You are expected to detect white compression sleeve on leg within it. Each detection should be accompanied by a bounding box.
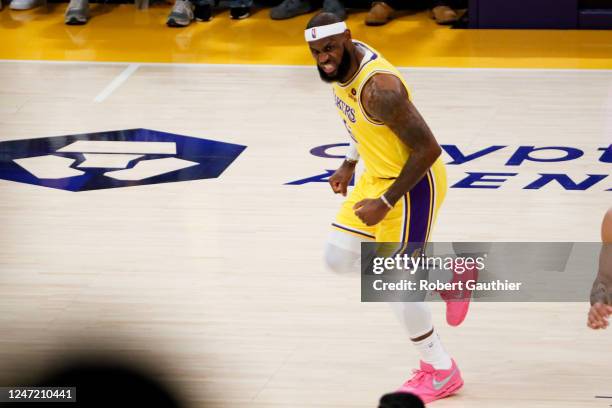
[390,302,433,339]
[323,228,365,274]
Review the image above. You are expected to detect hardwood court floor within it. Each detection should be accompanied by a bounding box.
[0,61,610,407]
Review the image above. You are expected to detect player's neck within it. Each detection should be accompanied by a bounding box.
[339,45,365,84]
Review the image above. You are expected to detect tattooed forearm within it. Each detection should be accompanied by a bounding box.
[590,278,612,305]
[591,239,612,305]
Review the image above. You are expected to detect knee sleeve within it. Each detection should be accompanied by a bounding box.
[323,229,364,274]
[324,243,360,274]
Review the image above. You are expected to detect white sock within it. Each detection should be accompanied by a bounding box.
[389,303,453,370]
[413,330,452,370]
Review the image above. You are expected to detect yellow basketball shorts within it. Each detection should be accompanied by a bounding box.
[332,159,447,253]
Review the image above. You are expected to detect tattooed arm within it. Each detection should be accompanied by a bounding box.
[362,73,441,205]
[587,209,612,329]
[353,73,441,226]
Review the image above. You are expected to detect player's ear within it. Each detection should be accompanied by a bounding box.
[344,29,351,41]
[342,30,352,49]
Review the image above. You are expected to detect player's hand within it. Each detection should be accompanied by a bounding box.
[353,198,390,226]
[329,161,355,196]
[587,302,612,330]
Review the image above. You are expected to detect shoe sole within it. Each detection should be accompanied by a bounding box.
[65,16,88,24]
[231,12,249,19]
[420,379,464,404]
[167,18,190,26]
[437,379,464,400]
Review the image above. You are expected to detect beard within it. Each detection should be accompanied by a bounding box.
[317,47,352,83]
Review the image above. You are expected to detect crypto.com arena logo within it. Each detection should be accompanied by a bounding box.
[288,143,612,191]
[0,129,246,192]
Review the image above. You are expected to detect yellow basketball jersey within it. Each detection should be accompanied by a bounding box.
[332,41,413,179]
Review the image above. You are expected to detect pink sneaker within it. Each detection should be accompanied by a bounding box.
[438,263,478,326]
[398,360,463,404]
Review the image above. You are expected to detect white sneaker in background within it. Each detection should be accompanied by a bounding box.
[9,0,45,10]
[64,0,89,25]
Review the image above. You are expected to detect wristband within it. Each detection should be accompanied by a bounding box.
[346,140,360,162]
[380,194,394,209]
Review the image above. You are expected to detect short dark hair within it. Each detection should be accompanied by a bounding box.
[306,12,343,29]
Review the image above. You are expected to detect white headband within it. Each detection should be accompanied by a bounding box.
[304,22,348,42]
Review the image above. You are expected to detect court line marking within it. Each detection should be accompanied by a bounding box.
[2,59,612,73]
[93,63,140,103]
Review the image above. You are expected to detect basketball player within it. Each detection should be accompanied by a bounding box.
[587,208,612,330]
[305,12,466,403]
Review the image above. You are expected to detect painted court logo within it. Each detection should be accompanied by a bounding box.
[287,143,611,191]
[0,129,246,192]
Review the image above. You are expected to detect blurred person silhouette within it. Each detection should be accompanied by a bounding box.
[379,392,425,408]
[11,357,187,408]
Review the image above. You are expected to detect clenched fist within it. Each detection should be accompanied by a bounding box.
[329,160,356,197]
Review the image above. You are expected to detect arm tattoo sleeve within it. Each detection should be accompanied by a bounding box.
[362,76,441,205]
